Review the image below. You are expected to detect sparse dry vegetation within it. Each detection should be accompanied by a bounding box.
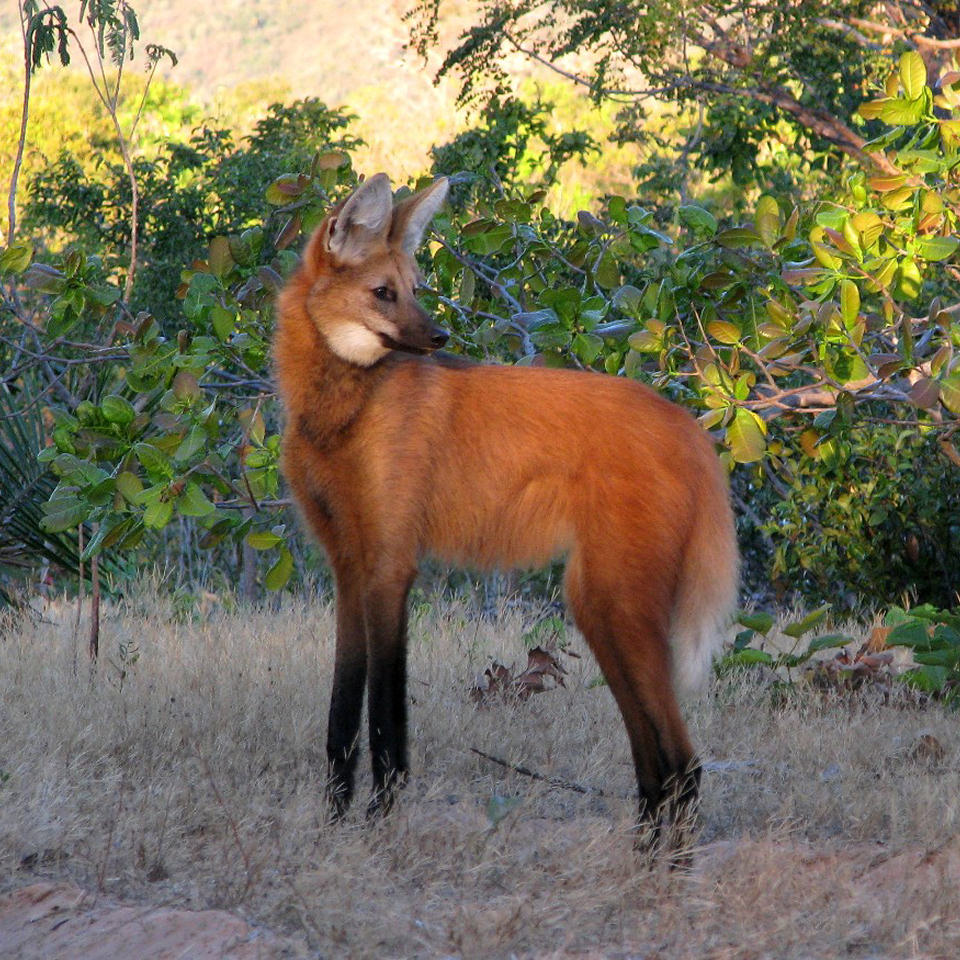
[1,590,958,958]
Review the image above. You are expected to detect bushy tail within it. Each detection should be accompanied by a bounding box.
[668,491,739,697]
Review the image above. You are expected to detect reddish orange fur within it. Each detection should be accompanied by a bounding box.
[273,175,738,846]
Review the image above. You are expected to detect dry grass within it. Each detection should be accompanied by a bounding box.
[1,587,959,958]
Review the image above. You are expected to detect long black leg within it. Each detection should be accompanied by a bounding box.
[363,577,413,815]
[326,582,367,816]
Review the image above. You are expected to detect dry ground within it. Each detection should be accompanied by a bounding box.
[1,588,958,958]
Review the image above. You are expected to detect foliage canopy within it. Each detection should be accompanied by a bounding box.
[2,2,959,616]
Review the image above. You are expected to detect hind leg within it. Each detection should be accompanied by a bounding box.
[564,555,700,853]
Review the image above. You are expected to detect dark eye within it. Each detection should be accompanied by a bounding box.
[373,286,396,302]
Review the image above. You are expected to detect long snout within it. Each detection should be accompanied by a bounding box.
[383,310,449,355]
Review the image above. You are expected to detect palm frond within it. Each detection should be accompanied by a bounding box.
[0,387,81,593]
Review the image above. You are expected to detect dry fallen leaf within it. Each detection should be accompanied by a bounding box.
[863,626,891,654]
[471,645,568,703]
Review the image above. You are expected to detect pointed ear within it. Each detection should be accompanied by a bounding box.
[326,173,394,265]
[390,178,449,255]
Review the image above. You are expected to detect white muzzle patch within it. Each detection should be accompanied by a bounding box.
[324,318,392,366]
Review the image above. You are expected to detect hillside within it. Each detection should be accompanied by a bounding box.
[3,1,647,206]
[1,1,478,179]
[135,0,441,104]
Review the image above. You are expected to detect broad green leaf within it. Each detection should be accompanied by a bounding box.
[87,284,121,307]
[699,407,726,429]
[900,50,927,101]
[208,236,234,278]
[940,373,960,414]
[879,97,925,125]
[858,99,889,120]
[573,333,604,365]
[851,212,883,250]
[134,442,172,479]
[101,516,139,552]
[699,272,735,291]
[656,280,675,321]
[460,266,475,306]
[0,241,33,275]
[755,195,781,247]
[811,242,842,270]
[934,624,960,646]
[716,228,761,248]
[594,252,620,289]
[178,482,215,517]
[464,223,512,255]
[738,611,774,634]
[782,604,830,638]
[229,226,264,266]
[764,300,792,328]
[143,496,174,530]
[839,280,860,325]
[726,408,766,463]
[900,665,948,692]
[806,633,853,654]
[720,649,775,668]
[612,284,642,316]
[80,518,124,561]
[887,620,932,650]
[607,195,627,223]
[896,259,922,299]
[100,395,136,425]
[211,305,235,342]
[174,425,207,462]
[40,495,90,533]
[678,204,717,236]
[246,530,284,550]
[708,320,742,345]
[87,476,116,506]
[116,471,143,503]
[264,546,293,590]
[913,647,960,668]
[917,236,959,262]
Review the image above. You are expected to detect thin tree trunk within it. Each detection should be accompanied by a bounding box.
[6,3,33,245]
[240,507,257,603]
[89,552,100,660]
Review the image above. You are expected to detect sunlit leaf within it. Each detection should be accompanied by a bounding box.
[899,50,927,101]
[755,195,781,247]
[726,408,766,463]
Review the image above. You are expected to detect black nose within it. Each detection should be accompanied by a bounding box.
[430,327,449,349]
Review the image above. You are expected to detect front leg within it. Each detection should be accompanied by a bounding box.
[326,581,367,816]
[364,575,414,815]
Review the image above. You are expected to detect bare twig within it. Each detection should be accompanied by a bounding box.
[470,746,628,799]
[197,750,256,902]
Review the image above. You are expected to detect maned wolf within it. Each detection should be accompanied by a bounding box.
[273,173,738,849]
